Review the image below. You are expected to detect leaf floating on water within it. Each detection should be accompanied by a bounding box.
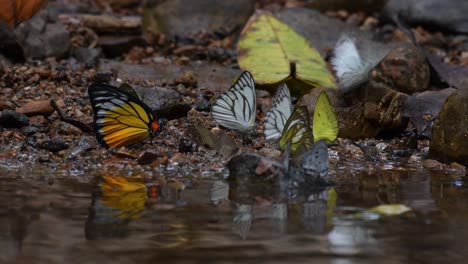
[369,204,412,216]
[237,11,336,88]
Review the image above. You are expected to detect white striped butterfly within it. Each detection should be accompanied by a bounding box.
[278,106,313,153]
[211,71,256,132]
[264,83,293,141]
[88,83,160,149]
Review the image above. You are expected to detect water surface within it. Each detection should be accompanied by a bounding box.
[0,166,467,263]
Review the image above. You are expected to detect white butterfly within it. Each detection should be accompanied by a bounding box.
[211,71,257,132]
[263,84,293,141]
[211,71,256,132]
[330,35,372,92]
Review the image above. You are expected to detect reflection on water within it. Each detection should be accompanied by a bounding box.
[0,167,467,263]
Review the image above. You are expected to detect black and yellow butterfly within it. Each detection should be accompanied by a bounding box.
[88,83,160,149]
[278,105,313,153]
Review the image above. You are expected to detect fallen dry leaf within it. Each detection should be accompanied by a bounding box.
[0,0,47,28]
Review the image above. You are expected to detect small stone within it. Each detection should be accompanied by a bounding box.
[171,153,188,164]
[150,156,169,167]
[73,47,102,66]
[38,154,51,162]
[0,110,29,128]
[258,147,282,160]
[16,100,54,116]
[422,159,443,170]
[375,142,388,151]
[59,122,82,136]
[37,139,69,152]
[20,126,47,136]
[450,162,466,171]
[137,150,159,165]
[345,143,364,156]
[408,155,422,163]
[29,115,48,126]
[178,138,197,153]
[67,136,97,159]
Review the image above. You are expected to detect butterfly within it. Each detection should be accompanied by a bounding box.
[88,83,160,149]
[278,105,313,153]
[312,92,338,143]
[264,83,293,141]
[211,71,256,132]
[301,139,329,177]
[330,35,374,92]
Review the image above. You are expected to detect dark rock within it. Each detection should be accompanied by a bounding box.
[98,59,179,85]
[67,136,97,159]
[14,10,70,59]
[0,23,23,61]
[37,139,69,152]
[133,86,181,112]
[143,0,255,37]
[403,88,456,138]
[0,110,29,128]
[137,150,160,165]
[425,52,468,90]
[178,138,198,153]
[384,0,468,34]
[20,126,48,136]
[59,122,82,136]
[73,47,102,66]
[430,88,468,164]
[304,0,387,12]
[275,7,396,57]
[99,35,146,57]
[371,45,430,94]
[98,59,241,93]
[306,82,408,139]
[93,72,113,84]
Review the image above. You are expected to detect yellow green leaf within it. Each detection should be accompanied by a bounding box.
[237,11,336,88]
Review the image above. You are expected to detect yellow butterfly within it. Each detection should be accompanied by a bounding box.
[88,83,161,148]
[278,106,313,153]
[313,92,338,143]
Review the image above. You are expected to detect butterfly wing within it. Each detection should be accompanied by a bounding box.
[211,71,256,131]
[313,92,338,143]
[279,106,313,153]
[88,84,159,148]
[264,83,293,141]
[301,139,329,177]
[330,35,370,92]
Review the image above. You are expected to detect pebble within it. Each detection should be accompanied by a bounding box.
[16,100,54,116]
[0,110,29,128]
[137,150,160,165]
[37,139,69,152]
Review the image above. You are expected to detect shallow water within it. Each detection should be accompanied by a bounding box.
[1,165,467,264]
